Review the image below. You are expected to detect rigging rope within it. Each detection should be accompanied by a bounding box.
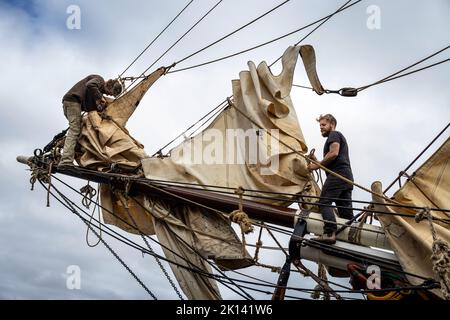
[80,182,96,209]
[293,45,450,96]
[226,99,435,213]
[356,45,450,92]
[152,1,362,155]
[187,102,229,138]
[146,182,450,224]
[415,207,450,300]
[51,174,254,299]
[151,98,228,156]
[85,184,102,248]
[122,0,224,94]
[269,0,354,67]
[384,121,450,193]
[168,0,362,74]
[43,177,439,298]
[151,213,255,300]
[311,263,330,300]
[119,0,195,77]
[45,179,252,299]
[358,58,450,91]
[49,173,362,294]
[131,175,450,214]
[175,0,291,65]
[52,172,450,245]
[52,166,450,229]
[43,181,158,299]
[115,193,185,300]
[264,224,342,300]
[44,159,444,292]
[141,179,387,241]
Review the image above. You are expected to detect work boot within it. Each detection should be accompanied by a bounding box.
[312,232,336,244]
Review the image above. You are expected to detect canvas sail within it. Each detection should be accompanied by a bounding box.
[371,137,450,299]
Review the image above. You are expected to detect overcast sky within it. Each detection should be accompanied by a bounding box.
[0,0,449,300]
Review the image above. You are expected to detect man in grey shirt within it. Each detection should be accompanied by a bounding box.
[58,75,123,169]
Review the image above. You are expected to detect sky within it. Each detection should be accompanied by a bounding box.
[0,0,449,300]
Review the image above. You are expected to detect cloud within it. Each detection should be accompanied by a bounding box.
[1,0,449,300]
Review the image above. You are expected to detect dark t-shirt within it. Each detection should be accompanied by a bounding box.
[323,130,353,181]
[62,75,105,112]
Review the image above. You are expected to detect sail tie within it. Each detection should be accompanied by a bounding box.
[415,207,450,299]
[29,156,53,207]
[230,187,254,258]
[229,187,254,234]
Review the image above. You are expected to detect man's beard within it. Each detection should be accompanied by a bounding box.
[321,130,330,137]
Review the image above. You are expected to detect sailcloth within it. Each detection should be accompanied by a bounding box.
[371,137,450,299]
[77,67,165,170]
[142,45,323,204]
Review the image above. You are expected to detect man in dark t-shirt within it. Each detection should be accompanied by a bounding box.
[307,114,354,244]
[58,75,123,169]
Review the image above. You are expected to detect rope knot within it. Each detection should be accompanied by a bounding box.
[416,207,450,299]
[310,285,322,300]
[234,186,245,197]
[29,161,54,207]
[271,266,281,273]
[431,238,450,300]
[229,209,254,234]
[432,239,450,267]
[415,207,431,223]
[80,183,97,209]
[231,186,253,234]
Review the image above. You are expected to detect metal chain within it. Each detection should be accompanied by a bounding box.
[51,184,158,299]
[116,193,184,300]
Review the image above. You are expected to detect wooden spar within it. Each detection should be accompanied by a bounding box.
[17,157,391,250]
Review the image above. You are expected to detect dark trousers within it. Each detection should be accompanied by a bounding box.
[318,178,354,234]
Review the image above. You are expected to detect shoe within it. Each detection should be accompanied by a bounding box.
[312,232,336,244]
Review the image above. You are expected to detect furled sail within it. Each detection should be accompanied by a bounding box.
[77,67,165,170]
[371,137,450,299]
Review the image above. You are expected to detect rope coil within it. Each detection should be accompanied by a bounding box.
[80,183,97,209]
[29,160,53,207]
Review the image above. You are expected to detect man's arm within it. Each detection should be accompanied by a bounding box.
[308,142,340,171]
[86,76,105,106]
